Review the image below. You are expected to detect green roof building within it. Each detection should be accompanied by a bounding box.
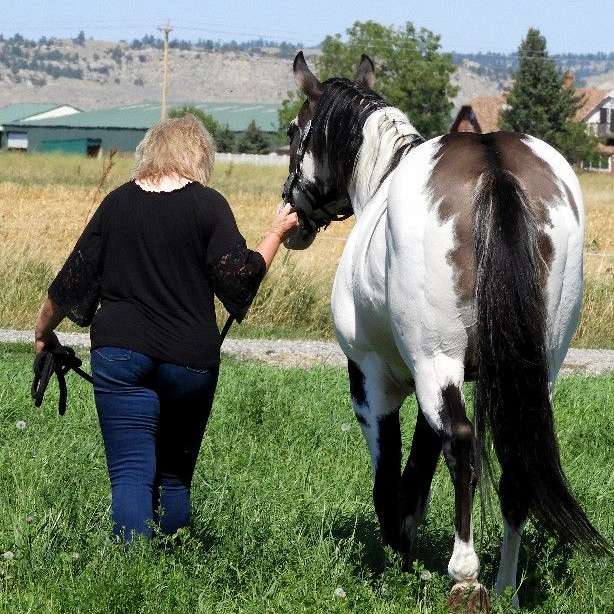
[1,102,280,155]
[0,103,81,150]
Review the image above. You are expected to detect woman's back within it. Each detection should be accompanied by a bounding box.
[51,180,264,369]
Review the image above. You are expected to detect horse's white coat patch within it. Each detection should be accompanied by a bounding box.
[522,135,585,381]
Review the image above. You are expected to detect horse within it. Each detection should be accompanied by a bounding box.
[281,51,609,609]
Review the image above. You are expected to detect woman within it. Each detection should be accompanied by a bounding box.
[34,115,298,540]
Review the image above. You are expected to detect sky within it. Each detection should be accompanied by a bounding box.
[2,0,612,54]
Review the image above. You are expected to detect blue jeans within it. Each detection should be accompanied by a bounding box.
[91,346,219,540]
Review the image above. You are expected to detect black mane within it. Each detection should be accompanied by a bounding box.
[310,78,421,194]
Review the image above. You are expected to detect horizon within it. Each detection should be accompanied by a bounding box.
[1,1,612,55]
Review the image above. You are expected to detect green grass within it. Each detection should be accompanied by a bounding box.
[1,344,612,613]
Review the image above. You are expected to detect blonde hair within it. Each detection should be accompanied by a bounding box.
[133,114,215,185]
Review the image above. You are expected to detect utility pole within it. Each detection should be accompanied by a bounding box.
[158,21,173,120]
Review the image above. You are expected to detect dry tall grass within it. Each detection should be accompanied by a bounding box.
[0,152,612,346]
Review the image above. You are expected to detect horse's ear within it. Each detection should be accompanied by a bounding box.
[356,54,375,89]
[293,51,322,100]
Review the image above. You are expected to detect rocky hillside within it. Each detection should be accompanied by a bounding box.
[0,36,611,112]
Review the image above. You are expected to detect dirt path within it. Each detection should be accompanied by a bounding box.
[2,328,613,375]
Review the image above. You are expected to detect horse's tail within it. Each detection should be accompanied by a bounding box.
[473,157,609,554]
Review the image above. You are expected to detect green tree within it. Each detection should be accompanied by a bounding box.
[237,120,270,154]
[277,20,458,139]
[169,105,235,153]
[500,28,597,164]
[215,124,236,153]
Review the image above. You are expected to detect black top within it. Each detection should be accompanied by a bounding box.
[48,181,266,369]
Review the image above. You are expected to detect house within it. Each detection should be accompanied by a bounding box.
[449,96,507,134]
[450,87,614,173]
[0,102,280,156]
[0,103,80,150]
[575,88,614,172]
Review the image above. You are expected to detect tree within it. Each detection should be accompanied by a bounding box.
[500,28,597,164]
[169,105,237,153]
[74,30,86,46]
[215,124,236,153]
[237,120,269,153]
[277,21,458,139]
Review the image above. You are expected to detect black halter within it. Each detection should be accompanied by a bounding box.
[282,121,354,233]
[282,121,425,233]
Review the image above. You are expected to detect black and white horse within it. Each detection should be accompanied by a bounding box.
[282,52,609,608]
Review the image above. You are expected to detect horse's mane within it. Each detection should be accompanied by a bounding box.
[310,78,420,196]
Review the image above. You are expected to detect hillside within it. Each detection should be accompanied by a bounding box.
[0,35,612,114]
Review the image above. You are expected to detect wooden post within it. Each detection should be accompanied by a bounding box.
[158,21,173,120]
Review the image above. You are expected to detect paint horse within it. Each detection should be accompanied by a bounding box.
[282,52,609,609]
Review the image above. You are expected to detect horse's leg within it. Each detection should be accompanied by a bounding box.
[494,466,527,609]
[348,357,406,550]
[399,405,442,551]
[413,360,488,610]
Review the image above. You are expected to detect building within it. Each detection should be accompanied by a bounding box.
[450,88,614,173]
[575,88,614,172]
[449,96,507,134]
[0,103,80,150]
[0,102,280,156]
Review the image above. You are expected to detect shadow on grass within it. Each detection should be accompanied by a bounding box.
[331,514,456,580]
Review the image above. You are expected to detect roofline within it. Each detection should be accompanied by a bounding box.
[578,93,613,122]
[0,121,277,133]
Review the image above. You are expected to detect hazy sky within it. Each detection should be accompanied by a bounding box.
[2,1,611,54]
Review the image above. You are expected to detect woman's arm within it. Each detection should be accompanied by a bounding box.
[34,296,65,354]
[254,204,299,270]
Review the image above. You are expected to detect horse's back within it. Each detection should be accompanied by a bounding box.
[386,131,584,380]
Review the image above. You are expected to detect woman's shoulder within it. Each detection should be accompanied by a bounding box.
[189,183,229,207]
[101,180,137,206]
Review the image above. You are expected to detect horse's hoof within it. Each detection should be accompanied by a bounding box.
[447,582,491,613]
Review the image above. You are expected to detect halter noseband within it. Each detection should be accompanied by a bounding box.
[282,121,353,233]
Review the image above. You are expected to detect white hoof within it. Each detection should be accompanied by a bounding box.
[448,582,491,613]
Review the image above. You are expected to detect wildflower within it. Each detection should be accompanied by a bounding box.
[71,552,80,561]
[26,516,33,524]
[334,587,346,599]
[420,570,433,581]
[15,420,26,430]
[340,422,351,433]
[2,551,15,560]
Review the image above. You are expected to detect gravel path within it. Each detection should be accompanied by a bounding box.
[2,328,613,376]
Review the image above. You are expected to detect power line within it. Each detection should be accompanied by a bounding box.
[158,21,173,120]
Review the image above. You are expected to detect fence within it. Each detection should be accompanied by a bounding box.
[216,152,289,167]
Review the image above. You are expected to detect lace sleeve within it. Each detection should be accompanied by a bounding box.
[207,242,266,322]
[48,207,103,327]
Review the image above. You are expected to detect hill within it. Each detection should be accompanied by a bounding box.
[0,34,612,113]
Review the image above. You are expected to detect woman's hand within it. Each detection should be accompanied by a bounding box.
[34,331,62,355]
[269,203,299,241]
[254,203,300,271]
[34,297,66,354]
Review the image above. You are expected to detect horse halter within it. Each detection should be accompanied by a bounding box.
[282,121,354,233]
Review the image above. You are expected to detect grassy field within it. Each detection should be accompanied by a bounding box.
[1,343,612,613]
[0,151,612,345]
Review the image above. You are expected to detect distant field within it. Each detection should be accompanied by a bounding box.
[0,151,612,346]
[1,344,612,613]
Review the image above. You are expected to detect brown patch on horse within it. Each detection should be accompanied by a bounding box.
[428,133,484,303]
[563,182,580,223]
[428,132,560,304]
[537,231,555,288]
